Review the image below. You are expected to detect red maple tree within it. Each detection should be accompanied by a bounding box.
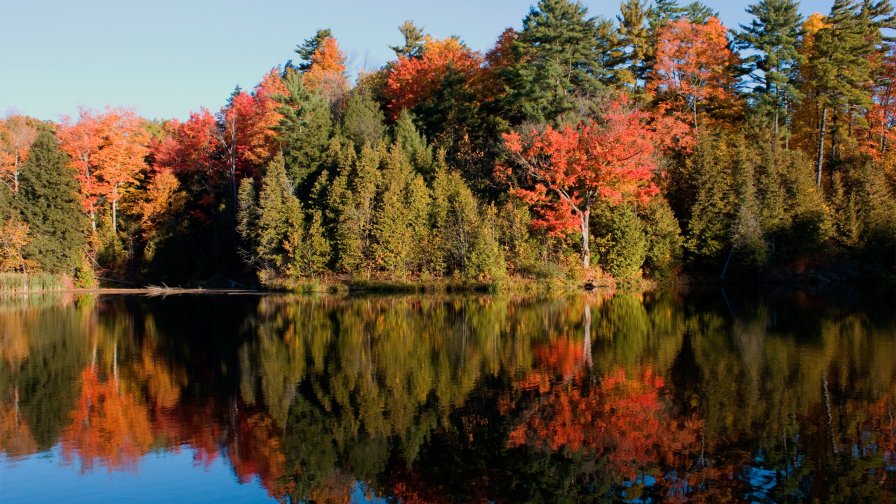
[499,95,658,269]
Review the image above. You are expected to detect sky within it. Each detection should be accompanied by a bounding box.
[0,0,831,122]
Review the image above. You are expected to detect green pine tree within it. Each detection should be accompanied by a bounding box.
[390,20,426,59]
[16,130,87,274]
[393,110,433,176]
[236,176,259,266]
[501,0,618,123]
[255,155,304,277]
[371,147,414,276]
[605,204,648,279]
[642,196,683,277]
[469,204,507,281]
[737,0,804,141]
[342,89,386,148]
[275,69,333,193]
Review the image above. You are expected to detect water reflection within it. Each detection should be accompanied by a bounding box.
[1,291,895,502]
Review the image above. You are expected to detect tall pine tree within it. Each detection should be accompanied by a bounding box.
[16,130,87,274]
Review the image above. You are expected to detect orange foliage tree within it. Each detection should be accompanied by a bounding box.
[60,108,150,233]
[59,109,105,230]
[304,36,348,104]
[0,115,38,193]
[384,36,484,119]
[499,95,658,269]
[648,17,739,145]
[93,109,150,233]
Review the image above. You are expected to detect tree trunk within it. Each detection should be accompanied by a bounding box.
[816,106,827,188]
[112,198,118,234]
[580,208,591,269]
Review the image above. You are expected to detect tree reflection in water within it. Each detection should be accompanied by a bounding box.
[1,290,895,502]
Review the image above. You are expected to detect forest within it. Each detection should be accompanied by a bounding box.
[2,0,896,289]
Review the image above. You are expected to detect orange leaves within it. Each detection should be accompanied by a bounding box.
[500,95,658,235]
[58,108,150,224]
[0,218,34,273]
[93,109,150,204]
[0,115,38,193]
[61,367,154,472]
[304,36,348,101]
[384,36,484,119]
[137,169,186,240]
[648,16,739,143]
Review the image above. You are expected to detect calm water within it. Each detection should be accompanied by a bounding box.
[1,290,895,503]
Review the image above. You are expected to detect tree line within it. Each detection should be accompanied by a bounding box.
[2,0,896,287]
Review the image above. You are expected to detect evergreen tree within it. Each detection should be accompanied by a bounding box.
[469,204,507,280]
[393,110,433,176]
[442,171,481,276]
[501,0,616,123]
[390,20,426,59]
[333,144,381,274]
[731,140,767,268]
[808,0,892,185]
[371,147,414,276]
[236,177,258,266]
[291,209,330,278]
[617,0,652,87]
[406,174,432,272]
[255,155,304,276]
[737,0,804,141]
[497,198,540,275]
[275,69,333,192]
[685,134,737,265]
[341,89,386,148]
[605,204,648,279]
[16,130,87,274]
[641,196,683,276]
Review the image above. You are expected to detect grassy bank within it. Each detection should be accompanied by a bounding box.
[0,273,70,295]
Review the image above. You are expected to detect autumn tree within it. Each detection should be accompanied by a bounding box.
[648,17,739,135]
[303,35,348,105]
[0,217,34,272]
[58,109,104,230]
[0,115,38,193]
[383,35,483,120]
[93,109,150,233]
[500,96,658,269]
[136,169,187,263]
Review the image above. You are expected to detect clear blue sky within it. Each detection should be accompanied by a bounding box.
[0,0,831,121]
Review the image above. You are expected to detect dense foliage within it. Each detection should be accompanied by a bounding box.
[3,0,896,286]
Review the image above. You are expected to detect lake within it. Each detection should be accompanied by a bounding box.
[1,289,895,502]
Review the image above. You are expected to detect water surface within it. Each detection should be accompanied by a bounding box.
[1,290,895,502]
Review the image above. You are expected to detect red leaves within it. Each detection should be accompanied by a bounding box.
[500,95,659,235]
